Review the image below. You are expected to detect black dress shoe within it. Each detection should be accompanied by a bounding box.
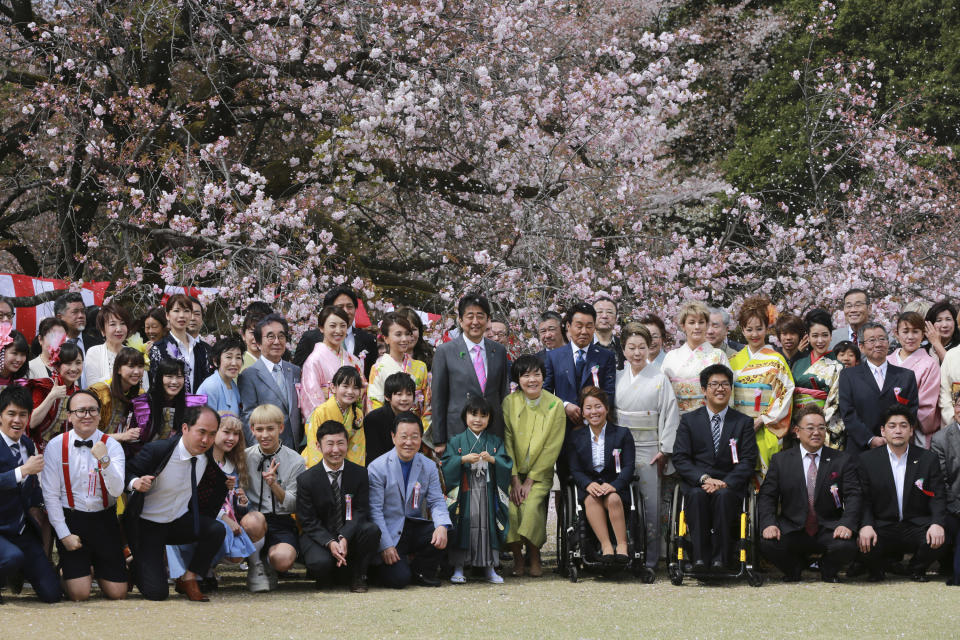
[614,554,630,565]
[911,572,930,583]
[601,554,615,565]
[692,560,707,571]
[350,577,369,593]
[821,574,841,584]
[866,570,885,583]
[682,561,694,572]
[413,573,442,587]
[7,571,24,595]
[783,572,802,583]
[710,560,725,571]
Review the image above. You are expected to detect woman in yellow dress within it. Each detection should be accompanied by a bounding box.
[729,296,795,476]
[302,366,364,468]
[366,312,429,420]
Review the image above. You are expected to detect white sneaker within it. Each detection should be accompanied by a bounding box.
[485,568,504,584]
[450,573,467,584]
[247,557,270,593]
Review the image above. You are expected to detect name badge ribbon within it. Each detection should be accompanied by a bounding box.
[753,388,762,413]
[345,494,353,520]
[894,386,909,406]
[829,484,841,508]
[730,438,739,464]
[915,478,934,497]
[87,468,98,498]
[591,365,600,387]
[412,481,421,509]
[613,449,621,474]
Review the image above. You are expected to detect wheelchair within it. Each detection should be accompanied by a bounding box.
[558,473,656,583]
[666,483,764,587]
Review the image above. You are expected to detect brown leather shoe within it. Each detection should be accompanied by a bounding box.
[175,578,209,602]
[350,577,368,593]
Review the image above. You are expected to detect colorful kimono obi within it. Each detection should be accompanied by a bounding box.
[661,343,729,414]
[730,346,795,475]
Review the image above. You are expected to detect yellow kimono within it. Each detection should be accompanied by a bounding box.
[303,396,365,468]
[730,346,795,474]
[502,390,566,547]
[366,353,431,431]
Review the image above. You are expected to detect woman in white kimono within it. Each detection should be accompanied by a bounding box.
[615,323,680,568]
[661,301,729,414]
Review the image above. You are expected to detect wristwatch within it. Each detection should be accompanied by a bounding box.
[699,474,710,484]
[98,455,111,466]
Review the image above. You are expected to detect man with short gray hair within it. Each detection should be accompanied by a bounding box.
[707,307,743,359]
[837,322,919,454]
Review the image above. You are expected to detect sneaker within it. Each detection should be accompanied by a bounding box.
[450,573,467,584]
[247,557,270,593]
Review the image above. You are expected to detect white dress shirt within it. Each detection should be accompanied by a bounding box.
[343,326,356,358]
[136,438,207,524]
[868,360,888,390]
[41,430,126,539]
[1,431,24,484]
[590,424,607,472]
[706,406,729,427]
[887,445,909,521]
[322,459,344,491]
[799,443,822,480]
[462,334,487,373]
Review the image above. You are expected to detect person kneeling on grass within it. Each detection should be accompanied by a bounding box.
[368,412,451,588]
[567,386,635,564]
[244,403,306,592]
[441,397,511,584]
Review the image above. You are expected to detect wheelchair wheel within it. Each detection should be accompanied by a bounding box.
[747,490,759,568]
[629,479,648,571]
[747,570,764,587]
[556,487,568,577]
[668,564,683,586]
[569,566,579,583]
[636,566,656,584]
[666,483,683,575]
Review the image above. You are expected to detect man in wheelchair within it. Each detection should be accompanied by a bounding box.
[673,364,758,571]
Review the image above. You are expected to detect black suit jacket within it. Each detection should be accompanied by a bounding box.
[363,405,396,466]
[858,444,945,529]
[838,361,919,453]
[672,407,758,494]
[568,423,635,504]
[296,460,374,548]
[0,435,43,537]
[758,446,861,533]
[123,435,228,549]
[293,328,377,378]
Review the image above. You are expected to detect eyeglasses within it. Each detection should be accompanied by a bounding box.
[797,426,827,433]
[68,407,100,417]
[843,301,868,310]
[706,381,731,390]
[263,332,288,343]
[863,337,888,345]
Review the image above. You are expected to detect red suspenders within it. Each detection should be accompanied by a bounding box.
[61,432,110,509]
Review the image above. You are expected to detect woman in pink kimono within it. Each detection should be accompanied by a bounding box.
[299,306,365,416]
[661,301,729,415]
[888,311,941,447]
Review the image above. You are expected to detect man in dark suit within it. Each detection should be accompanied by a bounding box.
[125,405,228,601]
[534,310,566,362]
[759,404,860,582]
[292,285,378,378]
[858,406,946,581]
[830,288,872,349]
[430,293,510,456]
[238,313,303,448]
[543,302,617,426]
[673,364,758,570]
[838,322,919,454]
[0,386,61,603]
[297,420,381,592]
[931,390,960,584]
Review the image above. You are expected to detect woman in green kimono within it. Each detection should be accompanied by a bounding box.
[501,354,566,577]
[791,309,845,448]
[441,396,512,584]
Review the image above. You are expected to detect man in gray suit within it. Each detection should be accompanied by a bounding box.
[932,390,960,584]
[238,313,303,449]
[430,293,510,456]
[830,288,872,349]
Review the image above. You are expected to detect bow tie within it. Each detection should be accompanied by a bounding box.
[74,440,93,448]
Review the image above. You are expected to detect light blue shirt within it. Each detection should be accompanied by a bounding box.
[196,372,241,416]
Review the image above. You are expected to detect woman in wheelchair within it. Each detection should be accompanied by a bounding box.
[568,387,635,564]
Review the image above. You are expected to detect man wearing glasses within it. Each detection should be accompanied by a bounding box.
[831,288,873,349]
[40,390,128,600]
[673,364,758,571]
[838,322,919,454]
[758,404,860,582]
[238,313,303,449]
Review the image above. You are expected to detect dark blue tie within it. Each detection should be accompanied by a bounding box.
[190,456,200,536]
[10,443,25,533]
[575,349,586,385]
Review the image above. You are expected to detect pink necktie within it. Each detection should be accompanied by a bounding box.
[472,344,486,392]
[805,452,818,536]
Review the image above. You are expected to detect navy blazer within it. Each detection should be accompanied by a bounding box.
[838,361,919,453]
[758,446,861,534]
[543,342,617,409]
[0,434,43,537]
[568,423,635,505]
[672,406,758,494]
